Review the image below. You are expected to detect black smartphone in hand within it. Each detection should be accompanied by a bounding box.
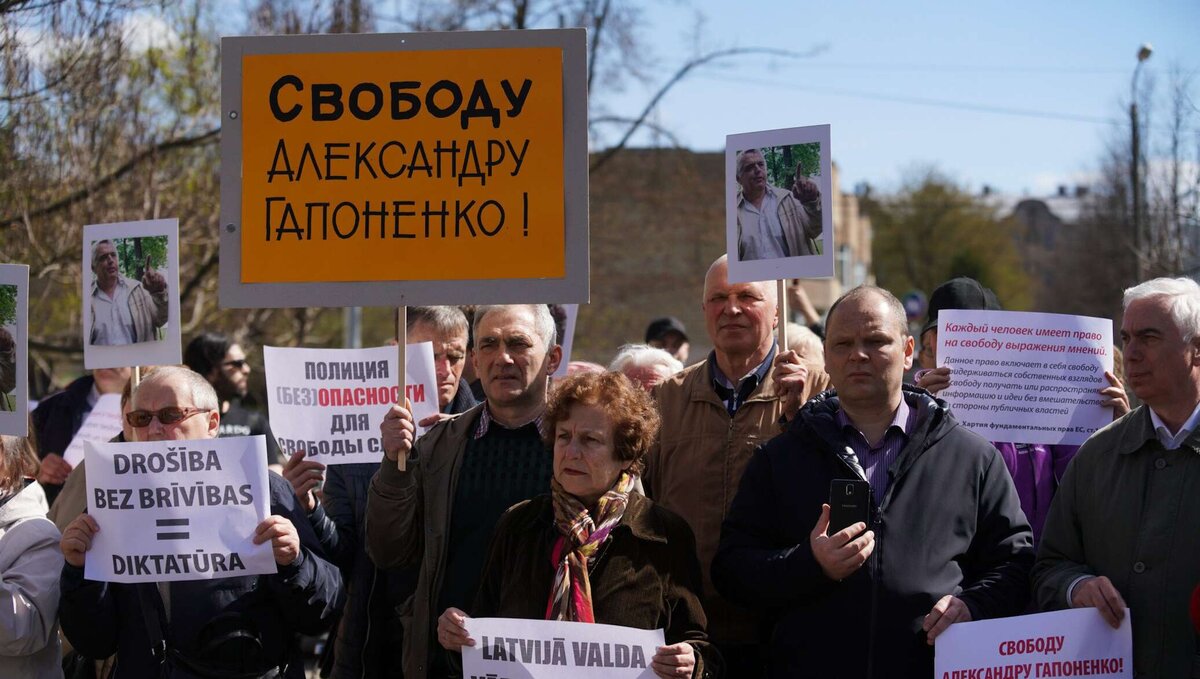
[829,479,871,536]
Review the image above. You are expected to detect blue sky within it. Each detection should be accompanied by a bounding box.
[595,1,1199,196]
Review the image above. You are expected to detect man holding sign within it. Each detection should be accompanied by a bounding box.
[714,286,1033,678]
[366,304,561,679]
[57,367,341,679]
[1034,277,1200,679]
[88,239,168,346]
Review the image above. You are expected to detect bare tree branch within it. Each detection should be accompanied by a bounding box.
[0,127,219,227]
[589,45,827,173]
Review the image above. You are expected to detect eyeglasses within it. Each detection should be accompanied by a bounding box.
[125,407,209,428]
[222,359,249,370]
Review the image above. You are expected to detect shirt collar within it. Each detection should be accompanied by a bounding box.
[836,396,912,447]
[474,402,545,440]
[709,342,777,393]
[1147,399,1200,450]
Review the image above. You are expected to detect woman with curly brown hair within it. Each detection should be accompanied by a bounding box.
[0,429,64,678]
[436,371,722,678]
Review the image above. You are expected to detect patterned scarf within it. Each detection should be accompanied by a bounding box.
[544,470,637,623]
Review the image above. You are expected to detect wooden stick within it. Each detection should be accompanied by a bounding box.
[777,279,789,351]
[397,306,407,471]
[131,365,142,388]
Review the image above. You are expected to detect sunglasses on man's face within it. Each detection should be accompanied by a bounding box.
[125,407,208,428]
[222,359,249,370]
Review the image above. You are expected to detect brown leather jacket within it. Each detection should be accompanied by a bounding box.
[474,492,723,678]
[364,404,484,679]
[646,357,830,647]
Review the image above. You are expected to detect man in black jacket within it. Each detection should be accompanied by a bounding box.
[713,286,1033,678]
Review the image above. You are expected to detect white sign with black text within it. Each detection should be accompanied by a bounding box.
[83,436,275,583]
[462,617,663,679]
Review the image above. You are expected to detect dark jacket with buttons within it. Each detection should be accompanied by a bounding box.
[1033,406,1200,679]
[472,492,722,678]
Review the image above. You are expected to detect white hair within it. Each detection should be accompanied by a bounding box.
[1123,277,1200,342]
[133,365,220,412]
[609,344,684,376]
[472,304,557,349]
[787,323,824,367]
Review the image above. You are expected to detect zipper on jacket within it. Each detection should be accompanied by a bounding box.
[866,501,882,679]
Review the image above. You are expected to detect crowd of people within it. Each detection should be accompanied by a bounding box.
[0,259,1197,679]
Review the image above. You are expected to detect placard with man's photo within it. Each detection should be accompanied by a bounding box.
[0,264,29,435]
[82,219,182,369]
[726,124,834,283]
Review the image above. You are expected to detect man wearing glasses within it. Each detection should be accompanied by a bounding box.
[57,366,342,679]
[185,332,283,467]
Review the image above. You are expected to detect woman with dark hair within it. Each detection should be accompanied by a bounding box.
[0,429,64,678]
[436,372,721,678]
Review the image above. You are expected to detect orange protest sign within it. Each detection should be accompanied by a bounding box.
[220,30,588,308]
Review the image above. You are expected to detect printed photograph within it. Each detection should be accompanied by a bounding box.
[88,235,170,346]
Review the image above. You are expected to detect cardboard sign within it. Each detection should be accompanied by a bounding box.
[63,393,124,467]
[937,309,1114,445]
[726,124,834,283]
[463,617,664,679]
[0,264,28,435]
[219,29,589,308]
[83,436,275,583]
[265,344,438,465]
[935,608,1132,679]
[82,219,182,370]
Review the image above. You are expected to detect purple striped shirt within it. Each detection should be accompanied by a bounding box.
[835,398,916,499]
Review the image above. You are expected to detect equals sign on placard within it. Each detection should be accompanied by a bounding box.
[156,518,190,540]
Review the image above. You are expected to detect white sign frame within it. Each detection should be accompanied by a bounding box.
[0,264,28,436]
[726,124,834,283]
[82,219,182,370]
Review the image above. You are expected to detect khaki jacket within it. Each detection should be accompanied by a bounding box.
[364,404,484,679]
[736,185,823,259]
[89,275,168,345]
[1033,407,1200,679]
[646,357,829,646]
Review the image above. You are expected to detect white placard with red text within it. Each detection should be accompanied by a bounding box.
[935,608,1132,679]
[264,344,438,465]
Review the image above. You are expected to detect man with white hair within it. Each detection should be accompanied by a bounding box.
[57,366,342,678]
[646,255,829,676]
[610,344,683,392]
[366,304,561,678]
[1034,276,1200,679]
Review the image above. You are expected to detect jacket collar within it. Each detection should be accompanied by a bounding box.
[684,353,780,409]
[1109,406,1200,455]
[0,480,49,529]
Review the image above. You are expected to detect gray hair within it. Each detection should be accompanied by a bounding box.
[91,239,115,269]
[826,285,909,337]
[787,323,824,363]
[133,365,220,412]
[609,343,683,376]
[1123,277,1200,342]
[473,304,557,350]
[407,305,468,340]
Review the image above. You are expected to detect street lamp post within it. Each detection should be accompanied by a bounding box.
[1131,43,1152,282]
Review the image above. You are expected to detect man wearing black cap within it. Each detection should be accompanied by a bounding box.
[645,316,690,364]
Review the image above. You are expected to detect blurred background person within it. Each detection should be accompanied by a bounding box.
[0,430,64,678]
[609,344,684,392]
[31,367,130,505]
[645,316,690,365]
[437,372,721,678]
[185,332,283,467]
